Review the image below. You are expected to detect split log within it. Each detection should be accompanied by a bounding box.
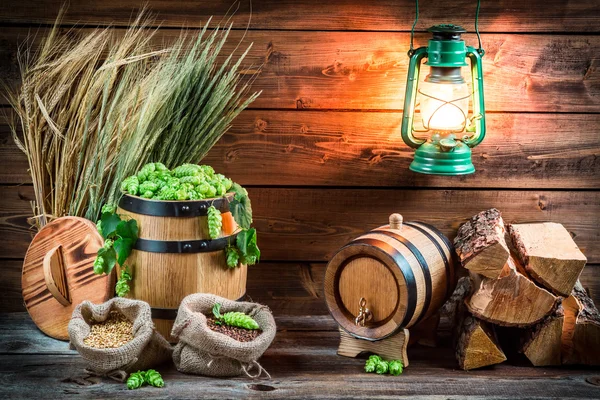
[509,222,587,297]
[453,209,510,279]
[520,306,564,366]
[466,256,559,327]
[438,276,472,339]
[562,281,600,366]
[456,315,506,370]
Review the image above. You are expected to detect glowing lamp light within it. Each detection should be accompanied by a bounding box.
[401,24,486,175]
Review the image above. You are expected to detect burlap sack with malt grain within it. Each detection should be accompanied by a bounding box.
[68,298,172,381]
[172,293,276,378]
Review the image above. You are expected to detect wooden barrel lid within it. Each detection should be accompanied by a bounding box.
[22,217,112,340]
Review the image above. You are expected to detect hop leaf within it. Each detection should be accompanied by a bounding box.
[127,371,146,390]
[207,206,222,239]
[388,360,403,376]
[375,360,389,375]
[144,369,164,388]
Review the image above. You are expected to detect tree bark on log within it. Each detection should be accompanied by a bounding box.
[453,209,510,279]
[509,222,587,297]
[520,306,564,366]
[456,315,506,371]
[562,281,600,366]
[466,256,559,327]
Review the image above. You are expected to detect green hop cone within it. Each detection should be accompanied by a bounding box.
[141,191,154,199]
[197,182,210,195]
[154,162,168,172]
[367,355,383,364]
[375,360,389,375]
[213,303,260,330]
[180,175,202,186]
[157,187,177,200]
[127,371,146,390]
[223,311,260,330]
[200,165,215,176]
[93,256,105,275]
[103,239,114,250]
[207,206,222,239]
[206,185,217,198]
[364,359,377,373]
[172,163,200,178]
[225,246,239,268]
[388,360,403,376]
[121,175,140,195]
[139,181,159,194]
[115,268,132,297]
[101,204,116,214]
[144,369,164,388]
[96,220,103,236]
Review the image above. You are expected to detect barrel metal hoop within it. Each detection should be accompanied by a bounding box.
[352,238,417,329]
[134,234,237,253]
[118,194,232,217]
[404,222,453,298]
[150,293,247,320]
[373,229,432,324]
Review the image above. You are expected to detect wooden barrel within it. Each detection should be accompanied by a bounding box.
[324,213,456,341]
[117,194,247,341]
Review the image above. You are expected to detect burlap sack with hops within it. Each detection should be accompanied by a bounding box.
[68,298,172,381]
[172,293,276,378]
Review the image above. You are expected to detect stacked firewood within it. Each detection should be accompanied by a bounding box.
[448,209,599,370]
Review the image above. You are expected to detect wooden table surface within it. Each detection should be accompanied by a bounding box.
[1,313,599,399]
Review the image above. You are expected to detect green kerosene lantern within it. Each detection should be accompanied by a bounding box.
[401,23,486,175]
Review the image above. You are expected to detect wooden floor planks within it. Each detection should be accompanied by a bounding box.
[0,313,599,399]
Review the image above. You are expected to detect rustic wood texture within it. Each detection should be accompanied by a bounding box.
[4,112,600,189]
[466,256,560,327]
[3,186,600,262]
[2,313,600,399]
[1,0,600,32]
[562,281,600,366]
[456,315,507,371]
[454,208,509,279]
[2,29,600,112]
[520,306,564,367]
[21,217,111,340]
[117,197,246,341]
[510,222,588,297]
[337,328,409,367]
[324,218,455,339]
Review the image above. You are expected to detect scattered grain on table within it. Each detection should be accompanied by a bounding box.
[207,317,262,342]
[83,311,134,348]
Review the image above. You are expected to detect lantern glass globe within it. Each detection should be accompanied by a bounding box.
[419,80,470,132]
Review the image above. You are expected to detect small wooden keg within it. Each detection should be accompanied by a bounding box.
[325,213,456,341]
[117,194,246,341]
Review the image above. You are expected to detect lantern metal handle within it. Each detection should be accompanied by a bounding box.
[401,46,428,149]
[464,46,486,148]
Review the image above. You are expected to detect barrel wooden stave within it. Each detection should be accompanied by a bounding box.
[117,195,246,341]
[325,218,455,341]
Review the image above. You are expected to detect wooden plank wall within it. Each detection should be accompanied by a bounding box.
[1,0,599,315]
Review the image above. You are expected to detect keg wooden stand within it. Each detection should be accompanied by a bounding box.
[324,213,457,367]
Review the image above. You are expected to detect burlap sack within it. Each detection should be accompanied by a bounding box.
[172,294,276,378]
[68,298,172,381]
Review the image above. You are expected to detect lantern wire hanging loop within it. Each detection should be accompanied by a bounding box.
[408,0,484,57]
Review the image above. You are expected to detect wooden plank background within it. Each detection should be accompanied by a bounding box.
[0,0,599,316]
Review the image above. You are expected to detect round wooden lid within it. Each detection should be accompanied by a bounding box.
[22,216,112,340]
